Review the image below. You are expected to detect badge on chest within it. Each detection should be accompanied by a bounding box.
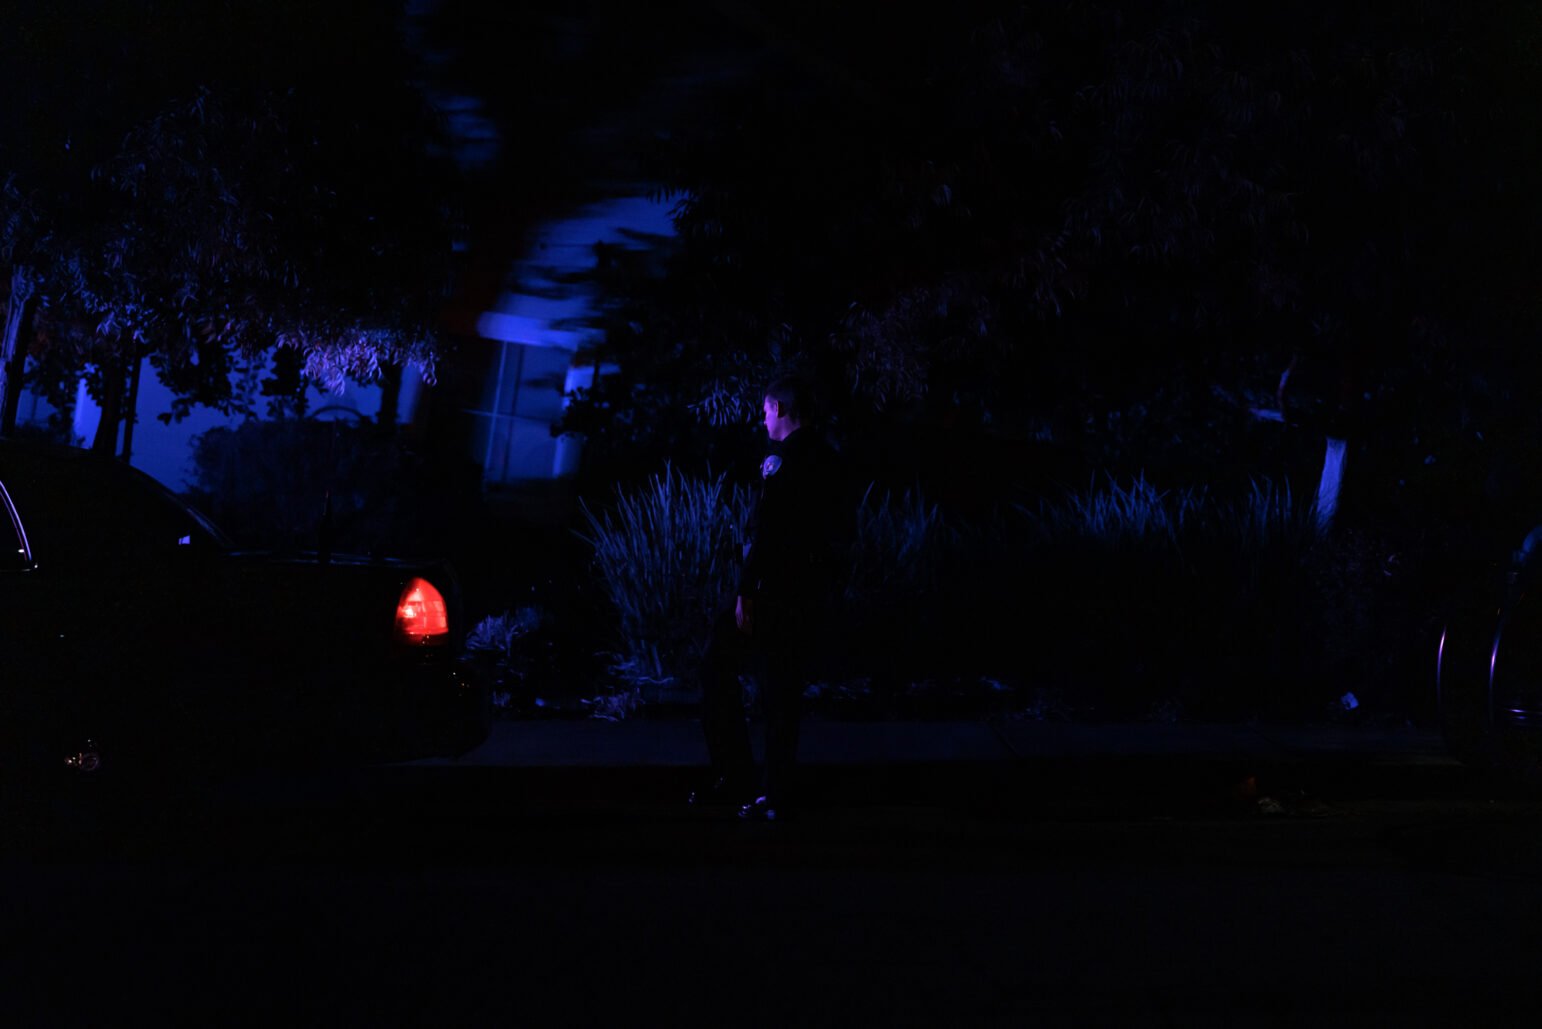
[761,455,783,479]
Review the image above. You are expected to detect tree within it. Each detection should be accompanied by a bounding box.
[0,0,459,450]
[0,182,42,435]
[561,0,1542,520]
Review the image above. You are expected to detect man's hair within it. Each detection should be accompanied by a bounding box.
[763,374,818,423]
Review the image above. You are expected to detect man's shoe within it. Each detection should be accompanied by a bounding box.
[736,796,781,822]
[687,776,749,808]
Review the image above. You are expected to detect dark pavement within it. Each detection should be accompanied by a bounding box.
[389,716,1466,822]
[419,716,1458,768]
[9,716,1542,1026]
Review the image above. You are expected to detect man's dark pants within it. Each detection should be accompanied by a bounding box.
[699,599,813,805]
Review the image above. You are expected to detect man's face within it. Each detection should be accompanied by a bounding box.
[762,397,795,441]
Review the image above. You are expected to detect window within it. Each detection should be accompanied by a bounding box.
[0,449,227,566]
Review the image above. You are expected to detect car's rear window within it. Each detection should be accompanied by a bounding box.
[0,448,226,564]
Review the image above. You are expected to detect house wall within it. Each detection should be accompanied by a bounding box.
[463,193,673,484]
[463,340,574,482]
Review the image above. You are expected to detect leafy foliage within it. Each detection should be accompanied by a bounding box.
[0,1,459,446]
[562,0,1542,533]
[578,465,753,687]
[467,607,548,658]
[567,464,1361,719]
[1031,476,1201,548]
[1013,476,1332,717]
[839,486,943,606]
[466,607,556,715]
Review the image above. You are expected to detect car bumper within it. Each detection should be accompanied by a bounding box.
[368,655,491,764]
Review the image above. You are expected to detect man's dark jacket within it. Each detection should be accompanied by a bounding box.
[738,428,845,611]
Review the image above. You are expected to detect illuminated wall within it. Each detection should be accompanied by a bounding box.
[464,194,672,483]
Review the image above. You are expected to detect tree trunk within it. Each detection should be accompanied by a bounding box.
[376,361,402,436]
[120,349,144,462]
[92,360,126,455]
[0,266,36,436]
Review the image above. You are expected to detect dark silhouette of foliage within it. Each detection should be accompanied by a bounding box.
[0,0,460,450]
[561,1,1542,531]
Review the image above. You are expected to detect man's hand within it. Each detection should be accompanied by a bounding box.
[735,595,754,635]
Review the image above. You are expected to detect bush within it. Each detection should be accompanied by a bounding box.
[839,485,944,605]
[1016,476,1332,718]
[1033,475,1202,548]
[578,465,752,690]
[1182,482,1328,717]
[579,470,960,712]
[466,607,554,715]
[575,465,1366,722]
[829,486,948,684]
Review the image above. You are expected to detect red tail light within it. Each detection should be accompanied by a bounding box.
[395,577,450,646]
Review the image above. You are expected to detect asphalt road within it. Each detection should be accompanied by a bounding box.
[7,754,1542,1026]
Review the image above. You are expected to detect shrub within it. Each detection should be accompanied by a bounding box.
[1012,476,1332,718]
[1032,475,1202,549]
[466,607,550,713]
[1182,481,1328,716]
[467,607,546,655]
[580,470,960,710]
[1200,480,1323,572]
[827,486,951,689]
[839,484,944,604]
[578,465,752,690]
[575,464,1352,722]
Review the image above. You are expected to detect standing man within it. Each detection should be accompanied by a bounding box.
[692,374,843,820]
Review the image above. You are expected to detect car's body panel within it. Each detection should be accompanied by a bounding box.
[0,441,487,790]
[0,477,31,570]
[1435,543,1542,788]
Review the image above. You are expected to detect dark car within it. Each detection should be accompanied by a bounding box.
[1435,529,1542,787]
[0,440,488,804]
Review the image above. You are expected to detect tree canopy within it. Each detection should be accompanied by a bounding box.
[0,0,459,448]
[560,0,1542,522]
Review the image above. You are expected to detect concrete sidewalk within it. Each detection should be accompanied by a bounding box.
[415,717,1456,769]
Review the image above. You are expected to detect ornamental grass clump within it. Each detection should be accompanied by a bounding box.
[1202,480,1323,564]
[1014,477,1192,707]
[838,485,944,608]
[579,465,752,690]
[1014,475,1330,718]
[1176,480,1329,714]
[1034,474,1201,550]
[830,486,950,685]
